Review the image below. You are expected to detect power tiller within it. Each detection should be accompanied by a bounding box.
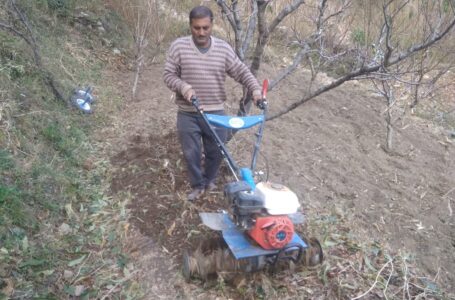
[183,80,323,281]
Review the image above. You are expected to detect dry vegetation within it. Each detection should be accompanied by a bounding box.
[106,0,455,298]
[1,0,454,299]
[109,122,452,299]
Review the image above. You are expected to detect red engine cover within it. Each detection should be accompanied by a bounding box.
[248,216,294,250]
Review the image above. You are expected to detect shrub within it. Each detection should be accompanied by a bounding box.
[46,0,74,16]
[351,28,366,46]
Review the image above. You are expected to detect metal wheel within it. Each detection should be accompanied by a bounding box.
[301,237,324,266]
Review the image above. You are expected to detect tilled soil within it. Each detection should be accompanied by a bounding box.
[104,63,455,299]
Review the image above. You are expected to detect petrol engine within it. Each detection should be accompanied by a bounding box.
[224,181,301,250]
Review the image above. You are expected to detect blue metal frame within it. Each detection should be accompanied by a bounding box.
[191,98,309,261]
[191,97,267,183]
[205,114,264,129]
[219,214,308,259]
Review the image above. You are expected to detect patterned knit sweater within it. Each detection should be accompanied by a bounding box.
[163,36,261,112]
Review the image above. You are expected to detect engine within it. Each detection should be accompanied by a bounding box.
[224,181,301,250]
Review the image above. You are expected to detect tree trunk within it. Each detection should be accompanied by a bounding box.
[386,103,393,151]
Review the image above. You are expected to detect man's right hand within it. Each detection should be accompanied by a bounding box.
[184,89,195,102]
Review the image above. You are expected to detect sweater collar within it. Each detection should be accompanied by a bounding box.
[190,36,214,56]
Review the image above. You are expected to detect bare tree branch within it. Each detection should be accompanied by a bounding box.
[214,0,454,128]
[216,0,245,59]
[269,14,455,121]
[268,0,350,92]
[249,0,269,76]
[316,0,328,31]
[268,0,305,34]
[0,0,65,102]
[111,0,167,100]
[269,46,309,90]
[216,0,237,30]
[322,0,351,24]
[381,2,394,67]
[241,1,258,57]
[0,22,33,46]
[251,0,305,76]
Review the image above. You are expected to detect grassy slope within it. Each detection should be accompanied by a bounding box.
[0,1,139,298]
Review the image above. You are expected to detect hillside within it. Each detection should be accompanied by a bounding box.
[1,0,454,299]
[105,64,455,299]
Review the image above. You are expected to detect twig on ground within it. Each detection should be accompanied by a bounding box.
[351,258,393,300]
[442,187,455,198]
[402,255,411,300]
[442,188,454,217]
[72,263,107,285]
[59,53,76,83]
[70,252,92,284]
[448,199,453,217]
[383,258,394,300]
[100,270,139,300]
[433,267,440,282]
[13,110,48,117]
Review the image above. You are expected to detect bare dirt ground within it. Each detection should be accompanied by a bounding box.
[101,63,455,299]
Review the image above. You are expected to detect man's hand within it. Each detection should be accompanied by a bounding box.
[252,89,263,106]
[252,93,262,105]
[184,89,195,102]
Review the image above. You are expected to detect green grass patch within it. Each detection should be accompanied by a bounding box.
[0,1,142,298]
[41,121,87,162]
[0,185,25,227]
[0,150,15,172]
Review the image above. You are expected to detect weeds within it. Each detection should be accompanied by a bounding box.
[0,185,25,227]
[0,1,138,298]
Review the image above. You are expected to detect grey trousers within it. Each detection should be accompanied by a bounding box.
[177,110,227,189]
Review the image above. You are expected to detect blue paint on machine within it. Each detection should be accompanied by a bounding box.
[205,114,264,129]
[220,214,308,260]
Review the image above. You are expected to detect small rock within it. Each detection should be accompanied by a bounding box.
[97,21,106,33]
[101,38,113,47]
[58,223,72,235]
[333,205,345,218]
[63,270,74,280]
[0,263,9,277]
[113,48,121,55]
[83,159,94,170]
[74,285,85,296]
[0,278,14,297]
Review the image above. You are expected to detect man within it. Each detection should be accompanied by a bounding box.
[163,5,262,201]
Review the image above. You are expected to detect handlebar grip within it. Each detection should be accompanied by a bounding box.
[256,99,267,110]
[191,96,199,107]
[262,79,269,99]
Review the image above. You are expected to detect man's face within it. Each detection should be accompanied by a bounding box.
[190,17,212,48]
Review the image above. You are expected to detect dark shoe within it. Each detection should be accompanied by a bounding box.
[187,188,204,201]
[205,182,217,192]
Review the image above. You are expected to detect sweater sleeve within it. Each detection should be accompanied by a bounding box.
[225,46,261,96]
[163,42,192,97]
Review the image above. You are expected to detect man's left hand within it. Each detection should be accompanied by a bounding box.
[252,93,262,105]
[252,89,263,105]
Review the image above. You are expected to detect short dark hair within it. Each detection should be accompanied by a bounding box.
[189,6,213,23]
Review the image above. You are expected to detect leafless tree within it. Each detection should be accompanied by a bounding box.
[215,0,455,124]
[353,0,455,149]
[216,0,352,114]
[215,0,455,149]
[108,0,167,99]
